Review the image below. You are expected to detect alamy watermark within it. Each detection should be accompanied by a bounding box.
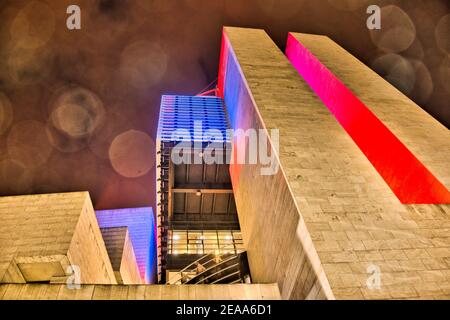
[366,264,381,290]
[67,5,380,31]
[170,121,280,176]
[66,265,81,290]
[66,5,81,30]
[367,5,381,30]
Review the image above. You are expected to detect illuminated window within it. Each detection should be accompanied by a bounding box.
[168,230,244,255]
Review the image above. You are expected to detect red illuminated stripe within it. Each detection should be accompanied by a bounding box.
[218,30,229,99]
[286,33,450,204]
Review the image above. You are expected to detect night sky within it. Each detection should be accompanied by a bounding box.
[0,0,449,210]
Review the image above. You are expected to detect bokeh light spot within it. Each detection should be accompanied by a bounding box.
[109,130,155,178]
[10,1,55,50]
[7,120,53,168]
[372,53,415,95]
[369,5,416,53]
[120,41,168,89]
[435,14,450,54]
[440,56,450,95]
[0,159,33,193]
[0,92,13,136]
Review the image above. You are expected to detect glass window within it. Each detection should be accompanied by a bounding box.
[173,231,187,240]
[218,231,232,238]
[169,230,244,255]
[232,231,243,240]
[188,231,202,240]
[203,231,217,240]
[188,244,202,250]
[204,243,219,249]
[188,239,202,245]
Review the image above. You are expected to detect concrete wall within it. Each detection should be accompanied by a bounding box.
[120,228,142,285]
[287,32,450,191]
[0,192,116,284]
[285,33,449,204]
[219,27,335,300]
[101,227,142,285]
[219,27,450,300]
[0,284,281,300]
[96,207,156,284]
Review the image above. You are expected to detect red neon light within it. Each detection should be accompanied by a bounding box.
[286,33,450,204]
[217,29,229,99]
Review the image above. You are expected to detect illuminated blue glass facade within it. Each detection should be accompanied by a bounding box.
[156,95,232,283]
[158,95,230,143]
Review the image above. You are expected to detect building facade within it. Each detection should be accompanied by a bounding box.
[0,27,449,300]
[155,95,250,285]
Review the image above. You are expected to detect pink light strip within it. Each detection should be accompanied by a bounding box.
[286,33,450,204]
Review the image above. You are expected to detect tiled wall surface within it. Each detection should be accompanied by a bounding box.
[220,27,450,300]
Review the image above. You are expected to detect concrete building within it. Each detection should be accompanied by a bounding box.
[0,191,279,300]
[0,27,449,300]
[218,27,450,299]
[0,192,117,285]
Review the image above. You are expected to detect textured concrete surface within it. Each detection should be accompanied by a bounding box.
[101,227,142,285]
[220,26,450,300]
[0,192,116,284]
[0,283,281,300]
[288,32,450,192]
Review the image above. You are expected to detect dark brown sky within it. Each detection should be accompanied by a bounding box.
[0,0,449,210]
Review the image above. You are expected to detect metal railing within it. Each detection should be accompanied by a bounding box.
[167,246,242,285]
[193,262,240,284]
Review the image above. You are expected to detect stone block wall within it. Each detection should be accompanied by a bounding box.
[0,192,116,284]
[101,227,142,284]
[219,27,450,300]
